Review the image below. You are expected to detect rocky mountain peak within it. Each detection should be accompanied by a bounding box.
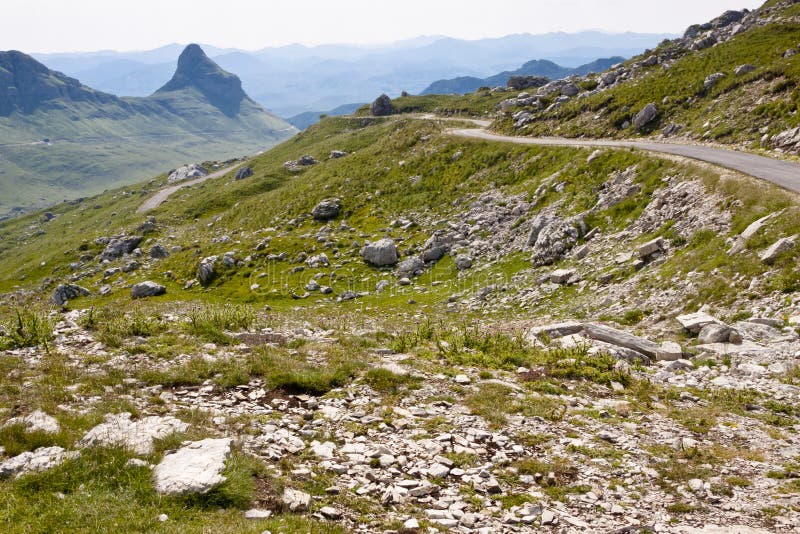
[0,50,114,116]
[155,44,248,117]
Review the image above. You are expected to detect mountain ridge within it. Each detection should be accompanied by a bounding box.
[421,56,625,95]
[0,45,294,214]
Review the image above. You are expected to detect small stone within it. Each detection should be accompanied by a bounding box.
[282,487,312,512]
[403,518,420,529]
[455,374,471,385]
[541,509,557,525]
[320,506,342,519]
[244,509,272,520]
[158,514,168,522]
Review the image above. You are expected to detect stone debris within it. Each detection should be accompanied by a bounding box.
[79,413,189,456]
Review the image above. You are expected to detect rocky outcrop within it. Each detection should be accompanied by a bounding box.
[3,411,60,434]
[198,256,218,286]
[771,127,800,154]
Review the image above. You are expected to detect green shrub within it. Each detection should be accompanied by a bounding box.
[0,307,54,351]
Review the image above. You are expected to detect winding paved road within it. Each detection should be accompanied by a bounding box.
[138,117,800,213]
[137,163,242,213]
[450,128,800,195]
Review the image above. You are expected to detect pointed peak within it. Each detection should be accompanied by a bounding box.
[155,44,247,117]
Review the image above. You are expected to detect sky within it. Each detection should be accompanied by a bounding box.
[2,0,764,53]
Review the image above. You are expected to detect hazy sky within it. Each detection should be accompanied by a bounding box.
[3,0,764,53]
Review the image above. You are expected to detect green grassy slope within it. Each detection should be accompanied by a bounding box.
[494,0,800,148]
[1,115,797,320]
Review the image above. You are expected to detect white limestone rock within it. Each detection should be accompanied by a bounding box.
[154,438,232,495]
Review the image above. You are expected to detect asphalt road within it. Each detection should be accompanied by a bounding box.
[450,128,800,195]
[137,163,242,213]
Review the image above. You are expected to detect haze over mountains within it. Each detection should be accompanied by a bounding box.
[421,56,626,95]
[0,45,293,215]
[34,32,675,117]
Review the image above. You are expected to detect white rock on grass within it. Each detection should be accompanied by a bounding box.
[4,411,60,434]
[154,438,232,495]
[244,509,272,520]
[79,413,189,456]
[0,446,79,478]
[282,487,312,512]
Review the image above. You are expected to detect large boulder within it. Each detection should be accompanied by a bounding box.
[698,324,742,344]
[311,198,342,221]
[760,236,796,265]
[51,284,90,306]
[398,257,425,276]
[99,236,142,261]
[676,312,723,335]
[130,281,166,299]
[168,164,207,184]
[582,323,660,361]
[282,487,312,512]
[234,167,254,180]
[154,438,232,495]
[704,72,725,90]
[370,94,394,116]
[361,238,398,267]
[149,244,170,259]
[632,103,658,130]
[198,256,218,286]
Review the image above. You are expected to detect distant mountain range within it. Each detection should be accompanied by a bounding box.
[33,32,674,117]
[421,57,625,95]
[0,45,294,214]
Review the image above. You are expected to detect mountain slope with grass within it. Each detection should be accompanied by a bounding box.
[0,2,799,533]
[489,0,800,156]
[0,45,294,217]
[0,105,799,531]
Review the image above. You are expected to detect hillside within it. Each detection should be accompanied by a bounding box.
[0,2,799,533]
[0,45,294,216]
[421,57,625,95]
[489,0,800,155]
[0,103,799,531]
